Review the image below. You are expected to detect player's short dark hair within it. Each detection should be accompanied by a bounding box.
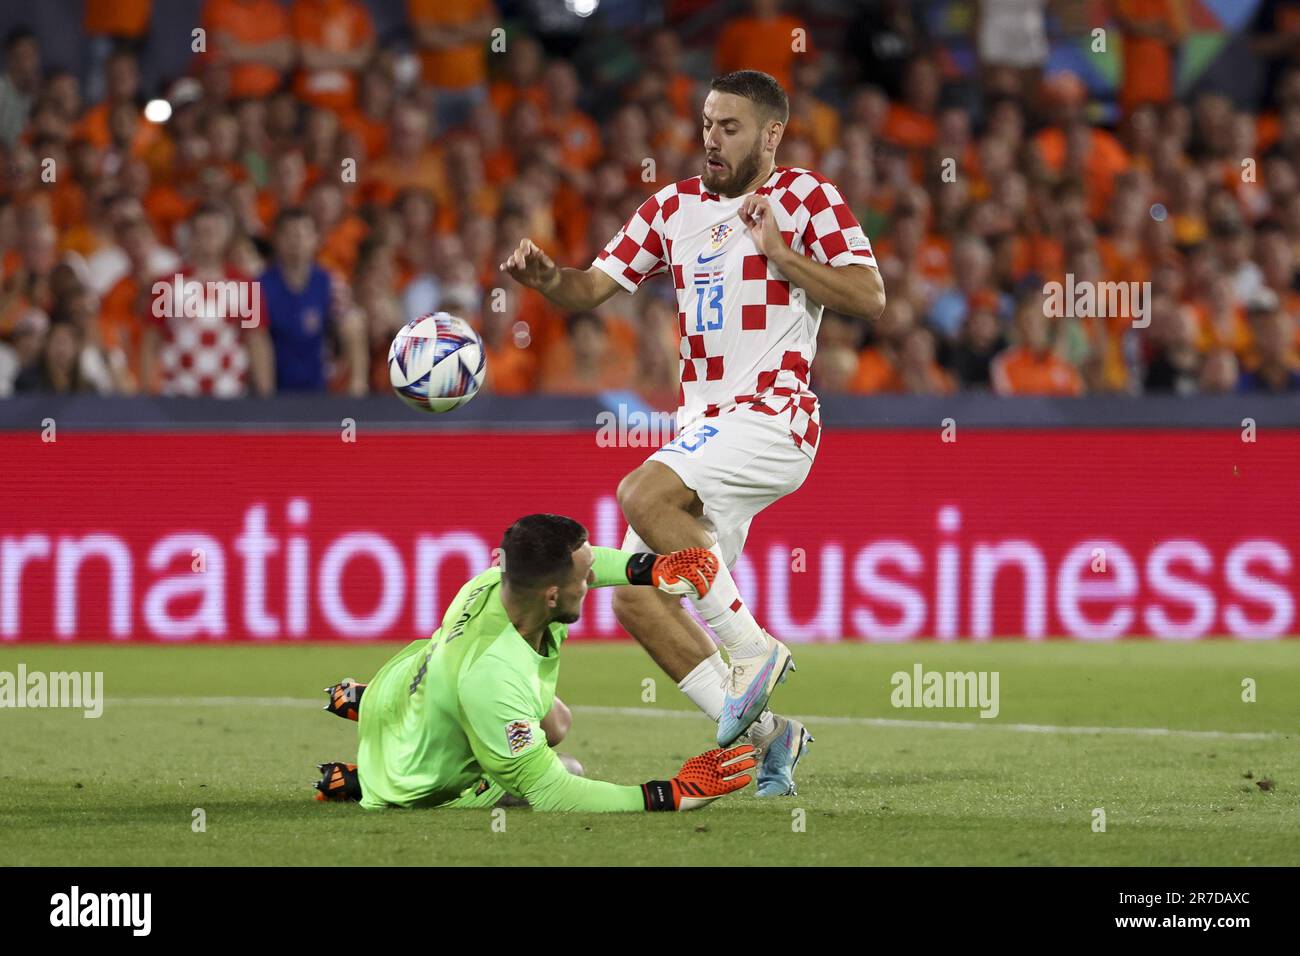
[500,514,589,590]
[710,70,789,125]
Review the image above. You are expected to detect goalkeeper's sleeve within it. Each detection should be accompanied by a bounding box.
[457,657,645,812]
[588,545,719,597]
[589,546,652,588]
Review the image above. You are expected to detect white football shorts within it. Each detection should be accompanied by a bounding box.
[620,409,815,569]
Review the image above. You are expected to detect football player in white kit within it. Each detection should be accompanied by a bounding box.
[501,70,885,795]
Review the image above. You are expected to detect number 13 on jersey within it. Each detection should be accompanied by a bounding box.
[694,279,724,332]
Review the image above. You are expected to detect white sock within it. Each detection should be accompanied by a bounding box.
[691,543,768,659]
[677,652,727,721]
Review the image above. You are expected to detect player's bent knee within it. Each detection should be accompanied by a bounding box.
[543,698,571,746]
[617,462,692,532]
[615,468,652,528]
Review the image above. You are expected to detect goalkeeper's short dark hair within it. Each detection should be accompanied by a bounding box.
[710,70,789,125]
[500,514,589,589]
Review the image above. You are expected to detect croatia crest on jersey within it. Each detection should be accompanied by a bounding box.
[709,223,732,251]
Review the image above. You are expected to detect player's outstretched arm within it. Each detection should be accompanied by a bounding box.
[479,735,756,813]
[460,661,754,812]
[590,545,720,599]
[498,238,621,310]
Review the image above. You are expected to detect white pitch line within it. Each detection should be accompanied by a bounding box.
[114,695,319,708]
[571,706,1288,741]
[107,697,1288,741]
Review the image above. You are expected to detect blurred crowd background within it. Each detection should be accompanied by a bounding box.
[2,0,1300,402]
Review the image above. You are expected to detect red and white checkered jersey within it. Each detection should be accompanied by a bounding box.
[149,269,260,397]
[594,166,877,457]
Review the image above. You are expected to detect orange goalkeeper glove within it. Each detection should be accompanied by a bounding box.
[647,547,720,599]
[641,744,757,811]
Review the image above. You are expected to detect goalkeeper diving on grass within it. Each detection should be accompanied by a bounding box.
[313,513,756,811]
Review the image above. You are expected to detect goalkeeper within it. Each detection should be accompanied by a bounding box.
[313,513,755,812]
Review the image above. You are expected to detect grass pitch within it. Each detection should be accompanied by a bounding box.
[2,641,1297,866]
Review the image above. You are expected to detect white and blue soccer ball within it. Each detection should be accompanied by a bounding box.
[388,312,486,413]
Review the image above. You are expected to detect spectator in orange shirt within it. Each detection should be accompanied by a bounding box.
[850,298,913,393]
[537,310,634,395]
[479,282,543,394]
[542,62,601,172]
[1190,273,1253,359]
[443,135,501,233]
[786,57,840,157]
[74,49,157,157]
[1034,112,1131,223]
[409,0,496,133]
[363,99,447,208]
[991,294,1085,396]
[84,192,181,297]
[1114,0,1186,117]
[307,178,367,276]
[202,0,294,101]
[716,0,808,92]
[291,0,375,115]
[881,56,941,151]
[97,215,169,391]
[646,28,696,120]
[489,34,547,118]
[340,63,394,164]
[465,98,515,185]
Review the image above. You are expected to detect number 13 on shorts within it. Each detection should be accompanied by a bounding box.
[663,423,719,454]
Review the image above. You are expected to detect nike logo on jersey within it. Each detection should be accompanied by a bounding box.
[696,248,729,264]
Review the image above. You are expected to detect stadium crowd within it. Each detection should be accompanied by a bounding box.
[1,0,1300,401]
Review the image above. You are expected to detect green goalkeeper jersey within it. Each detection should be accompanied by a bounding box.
[356,546,646,812]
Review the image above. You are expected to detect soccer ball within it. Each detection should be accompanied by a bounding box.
[388,312,486,413]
